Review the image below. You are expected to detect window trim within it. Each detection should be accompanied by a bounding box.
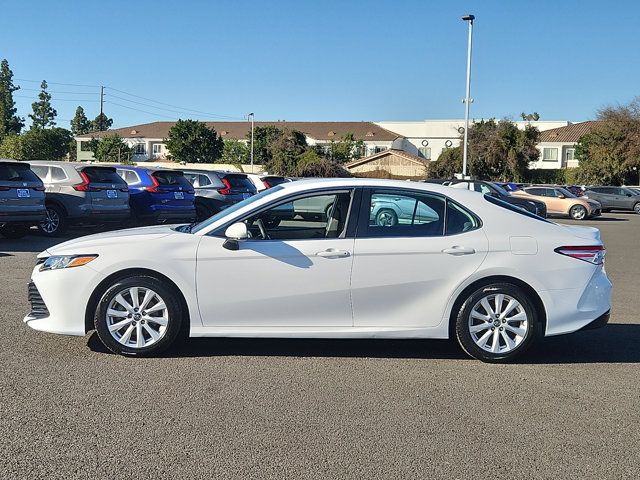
[210,188,360,241]
[356,187,481,239]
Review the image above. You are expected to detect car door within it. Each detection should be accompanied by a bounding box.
[196,189,357,327]
[616,188,635,209]
[351,188,488,328]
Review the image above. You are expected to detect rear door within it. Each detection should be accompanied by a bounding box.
[351,188,488,328]
[80,166,130,212]
[0,163,45,215]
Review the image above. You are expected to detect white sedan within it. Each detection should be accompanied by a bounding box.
[24,179,612,362]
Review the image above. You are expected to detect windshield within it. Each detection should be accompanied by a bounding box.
[190,185,284,234]
[489,182,511,196]
[557,187,577,198]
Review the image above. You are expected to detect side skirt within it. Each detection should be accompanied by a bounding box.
[189,326,449,340]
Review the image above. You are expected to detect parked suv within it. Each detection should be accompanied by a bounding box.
[513,185,601,220]
[182,170,257,220]
[447,180,547,218]
[583,186,640,214]
[0,160,46,238]
[115,166,196,224]
[28,162,130,236]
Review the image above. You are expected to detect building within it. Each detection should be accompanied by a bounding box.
[75,121,401,162]
[345,139,429,177]
[375,119,573,164]
[531,121,599,169]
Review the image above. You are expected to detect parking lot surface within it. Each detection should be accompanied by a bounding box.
[1,215,639,479]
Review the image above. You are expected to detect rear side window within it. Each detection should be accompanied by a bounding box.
[82,167,126,185]
[30,165,49,180]
[198,174,212,186]
[446,200,478,235]
[153,170,192,188]
[117,169,140,184]
[51,167,67,181]
[223,174,254,189]
[367,190,445,237]
[525,188,545,196]
[0,163,40,182]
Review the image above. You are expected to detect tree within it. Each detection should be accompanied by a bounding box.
[70,106,92,135]
[91,112,113,132]
[0,59,24,140]
[296,151,351,178]
[29,80,57,129]
[249,125,283,165]
[266,128,307,175]
[164,119,224,163]
[326,132,365,163]
[0,134,25,159]
[220,139,249,165]
[575,98,640,185]
[520,112,540,121]
[1,128,72,160]
[429,146,462,178]
[88,134,132,162]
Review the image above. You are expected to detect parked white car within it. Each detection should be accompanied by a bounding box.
[24,178,612,362]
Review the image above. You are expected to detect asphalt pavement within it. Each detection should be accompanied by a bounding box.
[1,215,639,479]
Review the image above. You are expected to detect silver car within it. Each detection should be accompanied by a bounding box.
[28,162,130,236]
[0,160,46,239]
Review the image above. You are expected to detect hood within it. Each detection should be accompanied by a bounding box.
[586,199,601,207]
[559,224,602,242]
[40,225,180,257]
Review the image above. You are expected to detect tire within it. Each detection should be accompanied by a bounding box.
[94,275,184,356]
[0,224,30,239]
[38,204,67,236]
[634,203,640,215]
[375,209,398,227]
[569,204,587,220]
[454,282,540,362]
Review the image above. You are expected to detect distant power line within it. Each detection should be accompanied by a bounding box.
[15,95,100,103]
[15,78,101,88]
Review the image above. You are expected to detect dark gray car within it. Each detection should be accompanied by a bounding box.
[29,161,130,236]
[0,160,46,238]
[583,186,640,214]
[182,170,257,220]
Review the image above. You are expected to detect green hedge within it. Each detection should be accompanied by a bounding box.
[524,168,579,185]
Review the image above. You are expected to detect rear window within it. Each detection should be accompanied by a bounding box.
[82,167,126,185]
[153,170,192,188]
[0,163,40,182]
[263,176,289,187]
[223,174,254,189]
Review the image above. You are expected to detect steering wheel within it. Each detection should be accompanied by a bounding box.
[255,218,270,240]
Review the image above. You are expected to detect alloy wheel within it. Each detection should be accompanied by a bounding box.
[468,293,529,354]
[106,287,169,349]
[41,208,60,234]
[570,205,586,220]
[376,210,396,227]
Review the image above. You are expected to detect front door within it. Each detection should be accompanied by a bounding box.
[351,188,488,328]
[196,190,356,327]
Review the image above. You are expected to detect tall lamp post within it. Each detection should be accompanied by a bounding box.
[248,112,255,171]
[461,14,475,178]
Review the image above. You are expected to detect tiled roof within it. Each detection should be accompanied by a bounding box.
[77,121,401,142]
[538,121,600,143]
[345,149,429,168]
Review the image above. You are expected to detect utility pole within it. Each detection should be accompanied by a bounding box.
[100,86,104,129]
[248,112,255,171]
[461,14,475,178]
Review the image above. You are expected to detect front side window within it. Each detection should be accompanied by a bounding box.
[542,148,558,161]
[243,191,353,240]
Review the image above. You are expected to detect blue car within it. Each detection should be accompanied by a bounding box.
[116,166,196,225]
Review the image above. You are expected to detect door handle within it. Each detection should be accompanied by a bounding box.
[442,246,476,256]
[316,249,350,258]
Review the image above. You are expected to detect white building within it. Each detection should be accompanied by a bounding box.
[375,119,573,165]
[530,121,598,169]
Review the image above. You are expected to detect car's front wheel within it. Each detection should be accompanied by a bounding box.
[634,203,640,215]
[455,283,540,362]
[94,275,184,356]
[569,204,587,220]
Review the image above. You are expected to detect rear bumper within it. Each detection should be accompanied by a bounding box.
[0,210,46,224]
[578,310,610,331]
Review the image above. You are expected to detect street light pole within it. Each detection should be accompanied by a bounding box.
[248,112,255,172]
[461,14,475,178]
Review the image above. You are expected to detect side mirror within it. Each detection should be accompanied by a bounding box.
[627,193,633,197]
[557,194,566,199]
[223,222,248,250]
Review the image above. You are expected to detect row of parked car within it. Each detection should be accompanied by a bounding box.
[0,159,290,238]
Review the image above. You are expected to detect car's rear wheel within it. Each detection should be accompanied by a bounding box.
[38,204,67,236]
[94,275,183,356]
[569,204,587,220]
[634,203,640,215]
[376,209,397,227]
[0,224,31,239]
[455,283,540,362]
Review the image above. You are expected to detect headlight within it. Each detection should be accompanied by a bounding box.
[40,254,98,271]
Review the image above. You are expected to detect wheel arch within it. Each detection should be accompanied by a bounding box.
[84,267,191,335]
[447,275,547,339]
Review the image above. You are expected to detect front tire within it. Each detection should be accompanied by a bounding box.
[569,204,587,220]
[455,283,540,362]
[634,203,640,215]
[375,209,398,227]
[94,275,183,356]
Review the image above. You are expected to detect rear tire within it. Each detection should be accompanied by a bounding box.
[94,275,184,356]
[0,225,30,239]
[38,204,67,236]
[569,204,587,220]
[634,203,640,215]
[455,282,540,362]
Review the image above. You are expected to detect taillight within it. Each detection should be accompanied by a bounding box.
[555,245,605,265]
[263,180,271,189]
[217,178,232,195]
[0,186,10,191]
[33,186,46,191]
[73,171,97,191]
[145,175,160,193]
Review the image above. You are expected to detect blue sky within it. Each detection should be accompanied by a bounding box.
[2,0,639,129]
